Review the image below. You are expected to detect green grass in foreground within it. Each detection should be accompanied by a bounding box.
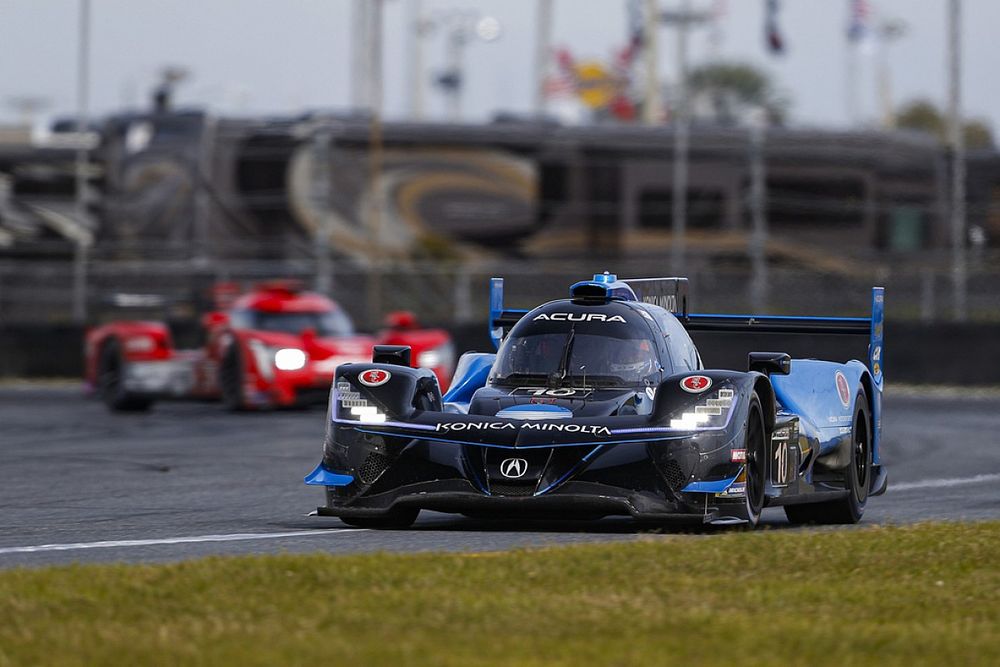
[1,522,998,666]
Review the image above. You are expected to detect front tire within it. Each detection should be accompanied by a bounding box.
[785,385,871,525]
[219,345,247,411]
[742,391,767,528]
[97,340,153,412]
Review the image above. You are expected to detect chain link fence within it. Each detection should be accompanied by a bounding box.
[2,247,999,330]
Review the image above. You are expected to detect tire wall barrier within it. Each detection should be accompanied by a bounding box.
[1,322,998,386]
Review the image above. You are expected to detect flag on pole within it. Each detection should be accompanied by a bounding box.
[847,0,872,42]
[765,0,785,54]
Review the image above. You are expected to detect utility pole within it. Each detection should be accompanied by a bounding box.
[312,128,333,296]
[947,0,967,321]
[876,19,906,129]
[444,25,466,121]
[72,0,91,324]
[658,1,710,275]
[408,0,426,120]
[534,0,554,117]
[351,0,370,110]
[367,0,385,326]
[748,108,768,313]
[641,0,661,125]
[670,0,691,277]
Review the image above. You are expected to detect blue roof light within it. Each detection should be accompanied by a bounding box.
[570,271,636,302]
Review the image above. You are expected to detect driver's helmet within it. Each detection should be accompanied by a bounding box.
[509,335,558,374]
[609,339,655,377]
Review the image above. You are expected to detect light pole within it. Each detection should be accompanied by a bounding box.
[747,108,768,313]
[408,0,427,119]
[73,0,92,324]
[642,0,661,125]
[429,11,501,122]
[367,0,385,325]
[660,2,712,276]
[534,0,555,117]
[947,0,967,321]
[876,18,906,129]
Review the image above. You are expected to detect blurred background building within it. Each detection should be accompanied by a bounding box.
[0,0,998,377]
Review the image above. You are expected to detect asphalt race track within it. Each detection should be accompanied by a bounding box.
[1,385,998,568]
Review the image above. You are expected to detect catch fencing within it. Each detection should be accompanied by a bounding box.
[1,248,998,330]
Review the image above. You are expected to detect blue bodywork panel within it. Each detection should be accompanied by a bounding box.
[682,473,740,494]
[304,463,354,487]
[496,404,574,419]
[770,359,874,458]
[442,352,495,413]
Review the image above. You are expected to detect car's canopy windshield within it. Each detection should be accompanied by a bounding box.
[230,308,354,337]
[490,305,663,387]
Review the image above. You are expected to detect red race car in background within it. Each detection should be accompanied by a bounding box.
[84,281,454,412]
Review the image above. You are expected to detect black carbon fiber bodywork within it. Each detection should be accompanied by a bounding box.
[317,362,764,522]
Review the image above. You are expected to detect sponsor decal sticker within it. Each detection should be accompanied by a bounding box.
[513,387,590,398]
[358,369,392,387]
[645,386,656,401]
[532,313,626,322]
[730,449,747,463]
[433,421,613,436]
[835,371,851,408]
[717,482,746,498]
[680,375,712,393]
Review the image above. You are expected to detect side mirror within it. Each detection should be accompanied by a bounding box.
[373,345,411,366]
[384,310,418,330]
[202,311,229,329]
[748,352,791,375]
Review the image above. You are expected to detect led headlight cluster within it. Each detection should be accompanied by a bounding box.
[670,388,735,430]
[335,380,387,424]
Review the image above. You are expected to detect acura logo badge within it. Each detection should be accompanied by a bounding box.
[500,458,528,479]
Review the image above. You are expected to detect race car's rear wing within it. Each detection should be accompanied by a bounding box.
[489,278,529,349]
[488,276,884,386]
[683,287,885,387]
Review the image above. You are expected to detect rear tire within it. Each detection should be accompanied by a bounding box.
[339,508,419,529]
[97,340,153,412]
[785,385,871,525]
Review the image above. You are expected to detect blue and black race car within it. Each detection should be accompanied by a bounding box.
[305,273,887,528]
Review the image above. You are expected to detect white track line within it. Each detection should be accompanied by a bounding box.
[889,473,1000,492]
[0,529,368,556]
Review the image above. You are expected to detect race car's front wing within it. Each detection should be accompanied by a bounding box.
[311,431,749,523]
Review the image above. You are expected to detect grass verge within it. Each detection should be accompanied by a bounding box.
[1,522,998,666]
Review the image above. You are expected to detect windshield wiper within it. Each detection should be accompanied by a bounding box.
[549,326,576,388]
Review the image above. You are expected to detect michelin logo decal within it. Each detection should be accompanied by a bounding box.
[435,421,613,436]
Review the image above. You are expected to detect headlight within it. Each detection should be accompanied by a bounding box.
[124,335,156,353]
[275,348,307,371]
[334,380,387,424]
[670,387,736,430]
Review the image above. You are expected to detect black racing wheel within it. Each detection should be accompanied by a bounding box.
[785,385,871,525]
[97,339,153,412]
[742,391,767,527]
[219,345,247,411]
